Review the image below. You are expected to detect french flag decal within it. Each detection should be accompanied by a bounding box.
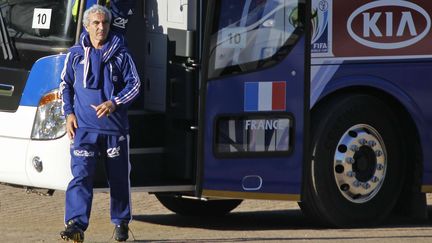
[244,81,286,111]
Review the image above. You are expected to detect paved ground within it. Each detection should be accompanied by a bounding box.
[2,184,432,243]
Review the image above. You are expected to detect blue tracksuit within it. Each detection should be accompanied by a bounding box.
[60,32,140,230]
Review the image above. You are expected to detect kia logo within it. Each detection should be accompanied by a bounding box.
[347,0,431,49]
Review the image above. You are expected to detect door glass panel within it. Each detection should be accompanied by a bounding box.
[208,0,302,79]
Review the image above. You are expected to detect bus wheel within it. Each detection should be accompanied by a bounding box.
[155,194,242,216]
[301,94,406,227]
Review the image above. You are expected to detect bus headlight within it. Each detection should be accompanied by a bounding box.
[31,90,66,140]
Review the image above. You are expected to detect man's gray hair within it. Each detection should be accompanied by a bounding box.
[83,4,112,27]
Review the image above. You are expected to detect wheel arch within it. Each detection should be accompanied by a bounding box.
[310,85,425,216]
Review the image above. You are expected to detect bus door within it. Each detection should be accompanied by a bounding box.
[199,0,308,200]
[97,0,200,191]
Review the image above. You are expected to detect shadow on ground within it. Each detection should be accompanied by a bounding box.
[129,205,432,242]
[133,205,432,230]
[134,209,310,231]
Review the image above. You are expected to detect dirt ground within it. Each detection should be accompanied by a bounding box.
[1,184,432,243]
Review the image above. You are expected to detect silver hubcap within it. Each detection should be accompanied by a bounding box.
[334,124,387,203]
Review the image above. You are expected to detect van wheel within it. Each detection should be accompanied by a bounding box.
[156,194,242,216]
[300,94,406,227]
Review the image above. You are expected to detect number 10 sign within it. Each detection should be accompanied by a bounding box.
[220,27,247,49]
[32,8,52,29]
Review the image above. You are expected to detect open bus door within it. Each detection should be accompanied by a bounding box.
[199,0,309,200]
[91,0,200,192]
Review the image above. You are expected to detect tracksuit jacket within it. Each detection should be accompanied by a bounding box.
[60,32,140,135]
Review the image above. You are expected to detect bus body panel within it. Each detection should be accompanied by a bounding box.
[20,55,66,107]
[1,134,72,190]
[0,55,68,189]
[311,0,432,187]
[0,106,36,138]
[311,61,432,185]
[202,37,307,198]
[26,136,72,190]
[0,137,30,186]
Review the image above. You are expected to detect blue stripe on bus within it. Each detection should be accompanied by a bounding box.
[20,55,65,106]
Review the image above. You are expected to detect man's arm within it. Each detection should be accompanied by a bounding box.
[59,52,78,139]
[110,52,141,108]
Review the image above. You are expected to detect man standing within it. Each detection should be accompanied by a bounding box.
[59,4,140,242]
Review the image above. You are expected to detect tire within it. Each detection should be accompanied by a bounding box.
[156,194,242,216]
[300,94,406,227]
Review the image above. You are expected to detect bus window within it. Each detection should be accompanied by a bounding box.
[215,115,292,155]
[0,0,77,66]
[208,0,302,79]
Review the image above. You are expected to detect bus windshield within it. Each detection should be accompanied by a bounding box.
[207,0,303,79]
[0,0,77,61]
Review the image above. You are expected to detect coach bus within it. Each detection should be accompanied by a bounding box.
[0,0,431,227]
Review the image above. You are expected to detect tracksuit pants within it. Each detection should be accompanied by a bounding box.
[64,129,132,230]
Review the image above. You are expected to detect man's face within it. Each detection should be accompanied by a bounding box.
[85,12,110,46]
